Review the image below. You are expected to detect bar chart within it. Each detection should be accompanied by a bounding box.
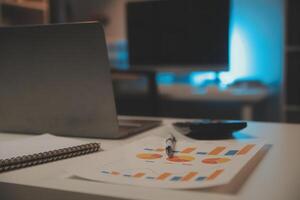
[141,144,255,157]
[100,169,225,183]
[137,144,256,166]
[74,136,264,189]
[197,144,255,156]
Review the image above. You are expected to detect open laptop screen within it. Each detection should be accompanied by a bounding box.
[0,22,120,138]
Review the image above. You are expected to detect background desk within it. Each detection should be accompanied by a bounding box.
[159,85,272,120]
[112,71,277,121]
[0,117,300,200]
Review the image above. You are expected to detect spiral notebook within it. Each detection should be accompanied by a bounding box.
[0,134,101,173]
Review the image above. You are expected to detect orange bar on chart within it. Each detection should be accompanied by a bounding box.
[181,172,198,181]
[208,146,226,155]
[157,172,172,180]
[238,144,255,155]
[207,169,224,180]
[133,173,145,178]
[181,147,196,154]
[155,148,165,152]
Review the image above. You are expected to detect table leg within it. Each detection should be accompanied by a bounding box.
[242,105,253,120]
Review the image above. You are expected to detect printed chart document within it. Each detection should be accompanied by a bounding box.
[70,136,265,189]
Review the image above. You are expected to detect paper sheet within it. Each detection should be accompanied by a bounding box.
[0,134,88,160]
[70,136,265,189]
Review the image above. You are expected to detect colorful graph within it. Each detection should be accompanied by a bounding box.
[238,144,255,155]
[137,153,162,160]
[133,172,145,178]
[196,144,255,156]
[137,144,255,166]
[208,146,226,155]
[144,147,197,154]
[167,155,195,162]
[202,157,231,164]
[144,148,165,152]
[143,144,255,157]
[100,169,224,182]
[225,150,239,156]
[180,147,197,153]
[73,136,264,189]
[157,172,172,180]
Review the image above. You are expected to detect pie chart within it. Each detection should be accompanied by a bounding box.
[137,153,162,160]
[202,157,231,164]
[167,155,195,162]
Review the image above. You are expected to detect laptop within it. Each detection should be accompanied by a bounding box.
[0,22,161,139]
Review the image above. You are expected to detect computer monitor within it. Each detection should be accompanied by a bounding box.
[126,0,230,72]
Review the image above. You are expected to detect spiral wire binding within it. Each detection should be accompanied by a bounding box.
[0,143,101,173]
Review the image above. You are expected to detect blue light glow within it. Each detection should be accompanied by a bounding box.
[190,0,284,87]
[189,72,216,86]
[220,26,250,85]
[156,72,175,85]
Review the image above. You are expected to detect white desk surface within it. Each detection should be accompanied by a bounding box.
[0,117,300,200]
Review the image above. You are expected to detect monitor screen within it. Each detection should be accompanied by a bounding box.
[126,0,230,71]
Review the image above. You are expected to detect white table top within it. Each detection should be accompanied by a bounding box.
[0,118,300,200]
